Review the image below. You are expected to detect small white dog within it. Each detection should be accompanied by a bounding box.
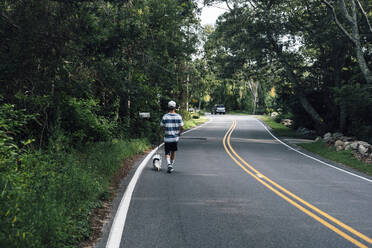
[152,154,162,171]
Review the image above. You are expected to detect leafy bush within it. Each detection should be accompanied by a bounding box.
[0,102,35,152]
[333,83,372,143]
[63,97,116,143]
[0,139,150,248]
[179,109,192,121]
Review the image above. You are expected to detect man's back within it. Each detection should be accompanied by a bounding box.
[160,113,183,143]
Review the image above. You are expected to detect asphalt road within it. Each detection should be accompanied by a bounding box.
[115,115,372,248]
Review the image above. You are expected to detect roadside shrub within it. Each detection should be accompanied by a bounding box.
[179,109,192,121]
[0,139,150,248]
[63,97,116,143]
[333,83,372,143]
[0,101,35,149]
[0,101,37,247]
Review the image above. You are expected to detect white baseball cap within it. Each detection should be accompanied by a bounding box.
[168,100,176,108]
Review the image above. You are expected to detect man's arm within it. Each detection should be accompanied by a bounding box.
[179,116,184,136]
[159,115,165,137]
[179,125,184,136]
[159,126,163,137]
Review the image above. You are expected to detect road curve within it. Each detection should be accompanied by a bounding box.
[107,115,372,248]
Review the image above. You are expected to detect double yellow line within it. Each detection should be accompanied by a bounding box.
[223,120,372,248]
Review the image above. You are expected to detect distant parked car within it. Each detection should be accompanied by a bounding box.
[211,104,226,114]
[188,108,194,113]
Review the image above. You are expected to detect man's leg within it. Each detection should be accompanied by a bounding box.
[164,143,171,165]
[167,143,177,173]
[167,152,174,173]
[166,154,171,165]
[170,151,176,164]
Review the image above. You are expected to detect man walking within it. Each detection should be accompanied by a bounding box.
[160,100,184,173]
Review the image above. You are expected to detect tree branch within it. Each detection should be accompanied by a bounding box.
[350,0,357,23]
[339,0,354,24]
[0,13,21,30]
[224,0,232,11]
[355,0,372,34]
[322,0,357,45]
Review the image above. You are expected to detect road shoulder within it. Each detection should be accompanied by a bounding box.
[254,116,372,182]
[93,151,152,248]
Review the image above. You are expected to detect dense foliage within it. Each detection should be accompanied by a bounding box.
[202,0,372,141]
[1,0,199,247]
[1,0,200,146]
[0,136,149,247]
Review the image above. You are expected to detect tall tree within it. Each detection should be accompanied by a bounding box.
[322,0,372,84]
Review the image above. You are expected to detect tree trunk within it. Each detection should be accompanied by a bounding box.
[354,40,372,84]
[349,0,372,84]
[297,93,325,127]
[323,0,372,84]
[247,80,259,115]
[267,34,325,129]
[333,47,347,132]
[198,94,202,111]
[339,105,347,132]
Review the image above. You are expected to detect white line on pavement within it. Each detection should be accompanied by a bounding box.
[105,147,158,248]
[254,118,372,184]
[183,118,213,134]
[105,117,213,248]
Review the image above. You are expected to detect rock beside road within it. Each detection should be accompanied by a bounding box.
[297,127,316,137]
[271,112,279,119]
[281,119,293,127]
[320,132,372,164]
[268,112,371,164]
[334,140,344,147]
[358,145,369,156]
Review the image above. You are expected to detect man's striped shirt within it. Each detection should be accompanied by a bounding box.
[160,113,184,143]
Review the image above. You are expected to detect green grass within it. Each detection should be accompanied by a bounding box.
[298,141,372,176]
[227,113,303,137]
[183,117,209,130]
[255,115,372,176]
[227,113,303,138]
[255,115,306,138]
[0,139,150,248]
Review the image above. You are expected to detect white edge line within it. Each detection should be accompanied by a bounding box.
[254,118,372,184]
[105,147,158,248]
[183,117,212,134]
[105,117,213,248]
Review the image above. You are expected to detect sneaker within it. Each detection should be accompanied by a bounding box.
[167,164,174,173]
